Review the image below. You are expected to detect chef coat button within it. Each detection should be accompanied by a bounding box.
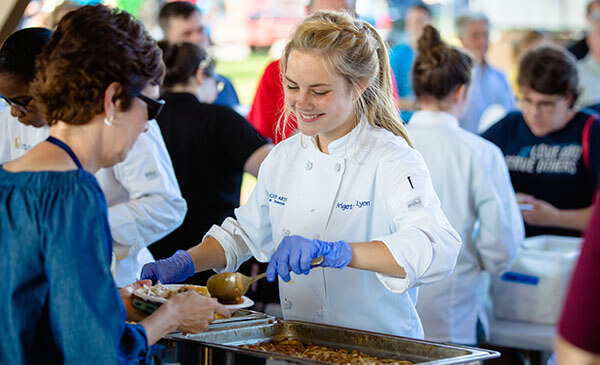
[334,163,341,172]
[317,307,325,318]
[282,228,291,237]
[313,234,320,240]
[305,161,313,170]
[283,298,292,310]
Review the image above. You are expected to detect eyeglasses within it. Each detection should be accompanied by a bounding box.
[0,94,33,114]
[518,96,566,114]
[137,93,165,120]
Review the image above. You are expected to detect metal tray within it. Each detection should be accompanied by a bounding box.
[208,309,274,328]
[165,320,499,364]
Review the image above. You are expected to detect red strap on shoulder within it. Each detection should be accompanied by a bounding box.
[582,114,596,169]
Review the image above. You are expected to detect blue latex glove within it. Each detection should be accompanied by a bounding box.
[266,235,352,282]
[140,250,195,284]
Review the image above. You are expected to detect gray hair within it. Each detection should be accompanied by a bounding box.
[455,11,489,37]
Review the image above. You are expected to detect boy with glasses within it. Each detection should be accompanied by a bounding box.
[482,45,600,237]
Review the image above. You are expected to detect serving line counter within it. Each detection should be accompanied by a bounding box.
[156,310,499,364]
[487,318,555,352]
[478,318,555,365]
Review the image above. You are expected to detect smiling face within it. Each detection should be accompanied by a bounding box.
[520,87,573,137]
[0,73,46,128]
[284,50,358,148]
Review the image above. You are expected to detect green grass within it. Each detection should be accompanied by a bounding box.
[216,51,274,106]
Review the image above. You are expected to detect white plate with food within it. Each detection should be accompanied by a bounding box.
[133,284,254,310]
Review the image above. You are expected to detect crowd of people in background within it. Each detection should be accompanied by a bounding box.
[0,0,600,364]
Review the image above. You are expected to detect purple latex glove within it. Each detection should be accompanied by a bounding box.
[140,250,195,284]
[266,235,352,282]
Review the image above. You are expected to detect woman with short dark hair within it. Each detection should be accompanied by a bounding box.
[0,5,229,364]
[0,27,50,128]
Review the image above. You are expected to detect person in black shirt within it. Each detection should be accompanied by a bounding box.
[483,45,600,238]
[150,41,273,288]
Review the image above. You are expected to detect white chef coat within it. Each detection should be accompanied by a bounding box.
[205,120,461,338]
[0,108,187,287]
[0,109,49,161]
[408,110,524,344]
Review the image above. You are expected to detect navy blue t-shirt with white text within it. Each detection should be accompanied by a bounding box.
[482,110,600,237]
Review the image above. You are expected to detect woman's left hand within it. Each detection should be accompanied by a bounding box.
[266,235,352,282]
[119,279,152,322]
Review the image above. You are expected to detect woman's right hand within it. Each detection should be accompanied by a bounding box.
[140,290,231,345]
[165,291,231,333]
[140,250,195,284]
[266,235,352,282]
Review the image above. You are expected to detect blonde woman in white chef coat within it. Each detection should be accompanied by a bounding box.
[142,10,462,338]
[407,25,524,345]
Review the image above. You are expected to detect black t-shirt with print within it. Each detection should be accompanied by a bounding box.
[482,110,600,237]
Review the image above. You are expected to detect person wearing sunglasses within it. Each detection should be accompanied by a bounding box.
[136,93,165,121]
[0,6,230,364]
[0,27,46,128]
[0,27,186,289]
[483,45,600,238]
[0,94,32,115]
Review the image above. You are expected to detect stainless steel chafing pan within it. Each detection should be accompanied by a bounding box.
[165,320,499,364]
[208,309,274,329]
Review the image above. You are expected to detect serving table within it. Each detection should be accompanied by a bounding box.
[156,311,499,364]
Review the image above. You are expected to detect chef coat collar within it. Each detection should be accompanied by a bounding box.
[409,110,460,129]
[306,115,371,159]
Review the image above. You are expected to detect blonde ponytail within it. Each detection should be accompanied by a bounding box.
[278,10,412,147]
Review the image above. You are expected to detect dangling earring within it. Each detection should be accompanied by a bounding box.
[104,113,114,127]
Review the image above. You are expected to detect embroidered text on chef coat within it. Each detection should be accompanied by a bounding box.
[335,200,371,211]
[268,193,288,206]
